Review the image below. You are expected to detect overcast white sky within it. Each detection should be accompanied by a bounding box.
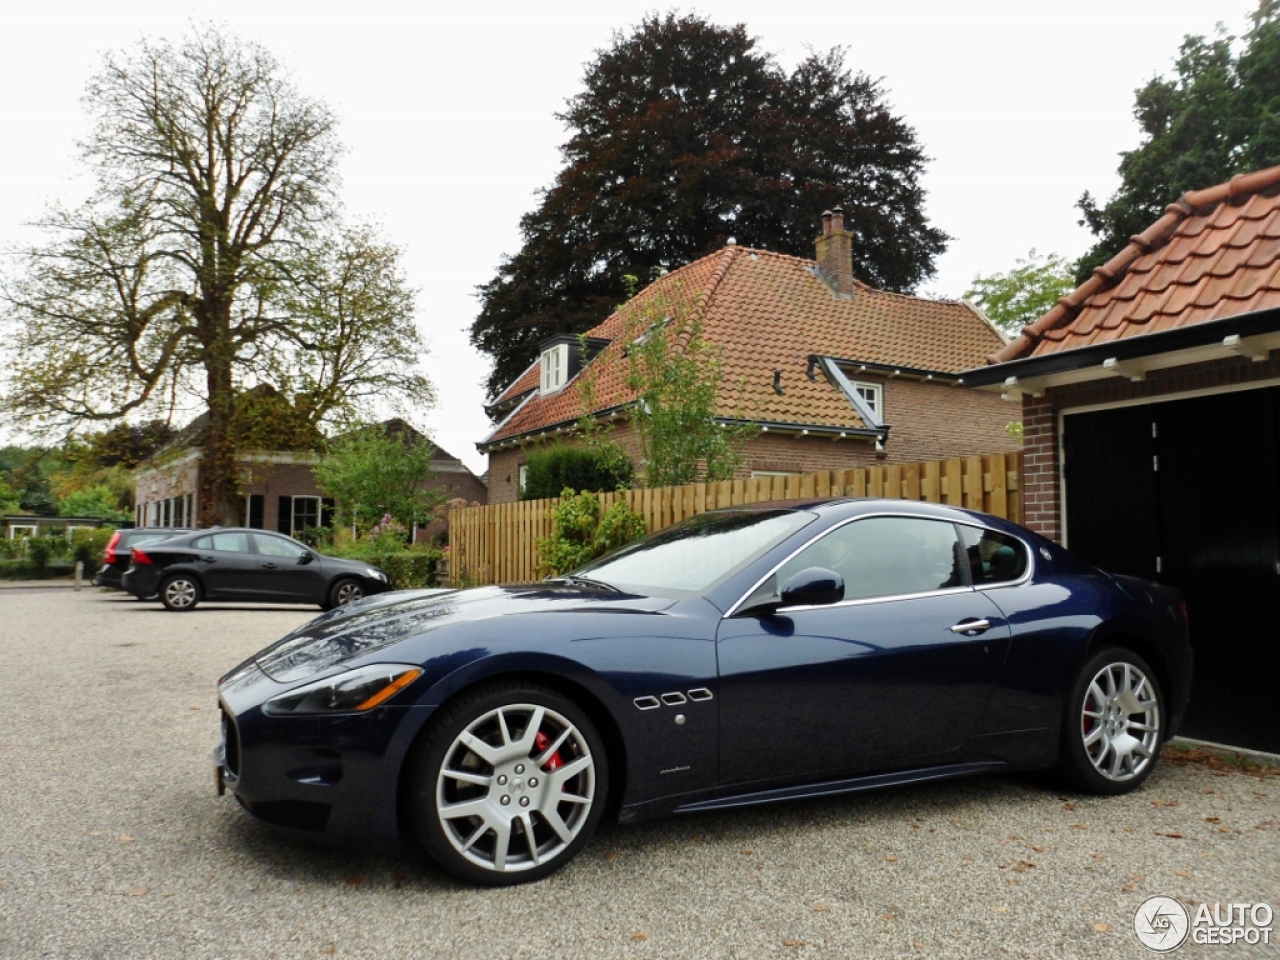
[0,0,1249,475]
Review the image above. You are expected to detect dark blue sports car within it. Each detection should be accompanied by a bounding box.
[215,499,1192,885]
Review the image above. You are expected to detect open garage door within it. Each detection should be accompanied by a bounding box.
[1063,386,1280,752]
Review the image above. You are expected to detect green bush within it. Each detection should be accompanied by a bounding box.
[0,539,23,560]
[325,538,443,590]
[0,559,75,580]
[521,445,634,501]
[536,489,647,576]
[25,537,52,574]
[71,528,115,575]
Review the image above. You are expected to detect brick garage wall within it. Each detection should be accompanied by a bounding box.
[1019,352,1280,542]
[881,377,1019,462]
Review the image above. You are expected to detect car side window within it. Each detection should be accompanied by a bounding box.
[256,535,307,559]
[776,516,966,602]
[191,532,251,553]
[958,526,1029,586]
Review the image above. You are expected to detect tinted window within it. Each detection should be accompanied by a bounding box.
[123,532,175,548]
[777,516,965,601]
[575,510,814,595]
[959,526,1028,585]
[191,532,251,553]
[256,534,307,559]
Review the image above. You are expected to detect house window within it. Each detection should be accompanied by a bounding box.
[245,494,265,529]
[852,381,883,419]
[292,496,321,536]
[9,525,37,539]
[540,343,569,395]
[750,471,792,479]
[518,464,528,494]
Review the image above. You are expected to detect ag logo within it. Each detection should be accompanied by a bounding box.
[1134,895,1190,952]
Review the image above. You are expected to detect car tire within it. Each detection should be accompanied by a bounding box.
[159,575,201,612]
[325,577,365,610]
[1057,646,1164,795]
[405,681,609,886]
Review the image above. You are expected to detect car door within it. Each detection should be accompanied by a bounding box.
[250,533,326,602]
[716,515,1011,787]
[189,531,262,599]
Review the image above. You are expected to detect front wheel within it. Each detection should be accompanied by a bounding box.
[406,682,608,886]
[324,577,365,610]
[159,575,201,612]
[1057,647,1164,794]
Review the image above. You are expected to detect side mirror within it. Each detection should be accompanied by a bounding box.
[297,552,316,565]
[780,567,844,608]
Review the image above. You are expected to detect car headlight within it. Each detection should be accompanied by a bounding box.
[366,568,389,582]
[263,664,423,716]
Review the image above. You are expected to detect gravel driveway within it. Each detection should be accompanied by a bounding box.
[1,588,1276,959]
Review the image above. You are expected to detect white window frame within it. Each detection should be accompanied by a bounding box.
[518,464,529,494]
[290,495,322,537]
[851,381,883,419]
[540,343,570,395]
[750,470,792,479]
[9,525,37,539]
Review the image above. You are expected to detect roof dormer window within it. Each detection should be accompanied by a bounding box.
[540,342,569,395]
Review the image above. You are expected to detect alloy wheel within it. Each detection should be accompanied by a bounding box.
[435,703,596,875]
[334,581,364,605]
[164,578,197,609]
[1080,661,1161,782]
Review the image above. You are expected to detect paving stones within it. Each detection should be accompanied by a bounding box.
[0,590,1276,959]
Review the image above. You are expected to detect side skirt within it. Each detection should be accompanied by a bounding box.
[670,761,1009,815]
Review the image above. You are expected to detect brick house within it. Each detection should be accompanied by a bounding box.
[962,165,1280,752]
[480,209,1019,504]
[134,416,486,542]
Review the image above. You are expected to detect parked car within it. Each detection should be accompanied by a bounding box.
[214,499,1192,886]
[122,528,391,611]
[95,527,189,591]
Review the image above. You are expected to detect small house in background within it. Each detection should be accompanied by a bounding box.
[479,209,1020,504]
[3,515,105,539]
[963,164,1280,753]
[134,402,486,542]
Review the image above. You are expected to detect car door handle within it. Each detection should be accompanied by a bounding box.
[200,556,216,563]
[951,618,991,635]
[261,562,278,569]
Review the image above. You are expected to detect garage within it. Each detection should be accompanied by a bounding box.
[964,164,1280,753]
[1062,385,1280,751]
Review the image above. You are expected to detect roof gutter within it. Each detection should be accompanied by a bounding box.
[958,307,1280,396]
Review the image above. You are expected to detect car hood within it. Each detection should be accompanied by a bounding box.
[250,583,676,683]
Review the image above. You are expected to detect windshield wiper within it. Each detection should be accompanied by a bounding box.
[552,575,621,593]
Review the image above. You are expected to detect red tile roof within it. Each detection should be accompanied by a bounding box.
[990,165,1280,363]
[483,245,1004,447]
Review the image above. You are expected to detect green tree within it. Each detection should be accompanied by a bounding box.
[57,484,130,521]
[964,250,1076,337]
[1075,2,1280,281]
[313,424,443,536]
[617,278,755,487]
[472,13,947,397]
[0,29,430,526]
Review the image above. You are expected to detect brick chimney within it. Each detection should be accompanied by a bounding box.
[814,207,855,297]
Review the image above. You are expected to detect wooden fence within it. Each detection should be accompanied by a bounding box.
[448,452,1021,586]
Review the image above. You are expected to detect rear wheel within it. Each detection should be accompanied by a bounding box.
[159,575,201,612]
[405,682,608,886]
[1057,647,1163,794]
[325,577,365,610]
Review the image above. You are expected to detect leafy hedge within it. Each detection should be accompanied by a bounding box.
[0,528,114,579]
[521,445,633,501]
[324,540,444,590]
[0,560,76,581]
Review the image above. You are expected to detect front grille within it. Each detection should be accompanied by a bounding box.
[221,707,241,777]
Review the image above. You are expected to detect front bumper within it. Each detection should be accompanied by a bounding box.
[215,664,438,846]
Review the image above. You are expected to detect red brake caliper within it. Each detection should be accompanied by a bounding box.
[533,730,564,771]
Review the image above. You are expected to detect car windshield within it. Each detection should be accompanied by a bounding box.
[572,509,814,596]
